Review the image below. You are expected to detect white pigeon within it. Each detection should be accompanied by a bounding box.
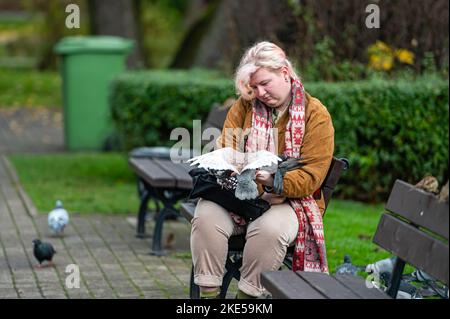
[48,200,69,236]
[187,147,282,200]
[187,147,281,174]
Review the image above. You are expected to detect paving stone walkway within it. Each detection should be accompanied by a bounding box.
[0,107,241,299]
[0,153,197,299]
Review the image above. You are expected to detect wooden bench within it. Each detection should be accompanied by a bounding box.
[128,103,230,255]
[261,179,449,299]
[180,156,349,298]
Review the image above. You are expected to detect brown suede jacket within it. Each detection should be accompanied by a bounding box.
[216,93,335,214]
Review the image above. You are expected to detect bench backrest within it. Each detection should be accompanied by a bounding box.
[201,103,231,146]
[373,179,449,287]
[204,103,230,130]
[322,157,349,213]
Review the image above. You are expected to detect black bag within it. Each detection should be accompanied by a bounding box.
[188,168,270,222]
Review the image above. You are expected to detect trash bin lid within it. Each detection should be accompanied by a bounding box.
[54,36,133,55]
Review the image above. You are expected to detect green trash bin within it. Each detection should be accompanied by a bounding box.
[54,36,133,151]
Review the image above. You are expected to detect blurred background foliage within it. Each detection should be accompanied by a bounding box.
[0,0,448,78]
[0,0,448,201]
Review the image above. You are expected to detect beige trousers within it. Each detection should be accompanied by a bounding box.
[190,198,299,297]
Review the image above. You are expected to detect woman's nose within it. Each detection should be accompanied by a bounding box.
[256,86,266,97]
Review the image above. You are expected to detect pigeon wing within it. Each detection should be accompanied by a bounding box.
[242,150,281,171]
[186,147,239,173]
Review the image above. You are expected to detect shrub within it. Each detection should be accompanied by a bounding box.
[110,70,448,202]
[110,69,234,150]
[308,76,449,202]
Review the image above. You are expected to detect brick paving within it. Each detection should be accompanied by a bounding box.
[0,108,243,299]
[0,108,202,299]
[0,154,200,299]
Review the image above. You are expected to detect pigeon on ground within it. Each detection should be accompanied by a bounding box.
[335,255,366,276]
[379,271,422,299]
[48,200,69,236]
[32,239,56,268]
[365,256,396,276]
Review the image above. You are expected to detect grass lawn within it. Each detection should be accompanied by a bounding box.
[324,200,392,272]
[9,152,395,272]
[8,152,139,214]
[0,67,61,107]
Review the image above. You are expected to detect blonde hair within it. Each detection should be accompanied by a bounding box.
[234,41,299,100]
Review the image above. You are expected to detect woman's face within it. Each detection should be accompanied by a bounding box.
[249,67,291,108]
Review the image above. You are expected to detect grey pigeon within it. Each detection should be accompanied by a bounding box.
[235,169,258,200]
[379,271,422,299]
[365,256,396,275]
[48,200,69,236]
[335,255,366,276]
[32,239,56,268]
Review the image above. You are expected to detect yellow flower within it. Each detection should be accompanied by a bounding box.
[381,57,394,70]
[367,41,415,71]
[369,54,393,71]
[395,49,414,65]
[374,41,392,54]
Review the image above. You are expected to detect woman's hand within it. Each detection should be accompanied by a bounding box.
[261,192,286,205]
[255,170,274,187]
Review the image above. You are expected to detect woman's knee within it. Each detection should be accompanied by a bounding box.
[191,199,234,239]
[246,204,298,245]
[248,220,290,246]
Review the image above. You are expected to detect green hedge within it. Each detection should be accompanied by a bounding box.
[309,77,449,202]
[109,69,234,150]
[110,70,448,202]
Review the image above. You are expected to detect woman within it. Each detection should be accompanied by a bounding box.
[190,41,334,298]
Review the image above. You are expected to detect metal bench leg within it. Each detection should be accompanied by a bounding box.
[190,265,200,299]
[150,206,179,256]
[136,189,151,238]
[220,252,242,299]
[189,254,242,299]
[387,257,406,298]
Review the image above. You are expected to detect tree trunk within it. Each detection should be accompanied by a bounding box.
[170,0,448,74]
[170,0,218,69]
[89,0,145,69]
[171,0,295,74]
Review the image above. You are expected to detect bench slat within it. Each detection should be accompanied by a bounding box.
[385,179,449,240]
[373,213,449,285]
[129,158,176,188]
[153,159,193,189]
[333,274,391,299]
[261,270,326,299]
[295,272,361,299]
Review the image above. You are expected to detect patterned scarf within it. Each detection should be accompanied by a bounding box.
[245,78,329,273]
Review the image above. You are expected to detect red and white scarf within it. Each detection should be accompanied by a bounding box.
[245,78,329,273]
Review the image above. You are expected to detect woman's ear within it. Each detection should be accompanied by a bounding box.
[281,67,289,81]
